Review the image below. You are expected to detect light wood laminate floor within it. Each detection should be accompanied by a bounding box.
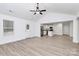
[0,35,79,56]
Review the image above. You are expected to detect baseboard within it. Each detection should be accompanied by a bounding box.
[73,40,79,43]
[53,34,63,36]
[63,34,70,36]
[26,36,38,39]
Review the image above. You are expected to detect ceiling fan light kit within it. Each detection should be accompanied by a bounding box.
[30,3,46,15]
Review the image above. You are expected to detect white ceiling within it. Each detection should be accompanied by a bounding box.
[0,3,79,20]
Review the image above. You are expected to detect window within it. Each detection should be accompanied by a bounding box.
[3,20,14,35]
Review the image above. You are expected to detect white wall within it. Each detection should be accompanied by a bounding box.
[62,21,73,37]
[53,23,63,35]
[73,13,79,43]
[0,13,35,44]
[70,22,73,37]
[34,21,40,37]
[63,22,70,35]
[73,19,79,43]
[76,19,79,42]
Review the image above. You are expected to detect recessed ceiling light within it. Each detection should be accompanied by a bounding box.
[9,10,13,13]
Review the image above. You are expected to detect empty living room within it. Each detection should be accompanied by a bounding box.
[0,0,79,58]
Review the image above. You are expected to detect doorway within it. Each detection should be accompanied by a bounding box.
[40,25,48,37]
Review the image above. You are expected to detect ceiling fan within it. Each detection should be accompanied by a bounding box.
[30,3,46,15]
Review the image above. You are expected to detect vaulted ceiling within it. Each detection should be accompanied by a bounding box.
[0,3,79,20]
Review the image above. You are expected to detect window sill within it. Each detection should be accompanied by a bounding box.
[4,32,14,36]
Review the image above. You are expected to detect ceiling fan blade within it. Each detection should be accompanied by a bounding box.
[33,12,36,15]
[40,12,43,15]
[30,10,36,12]
[40,10,46,12]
